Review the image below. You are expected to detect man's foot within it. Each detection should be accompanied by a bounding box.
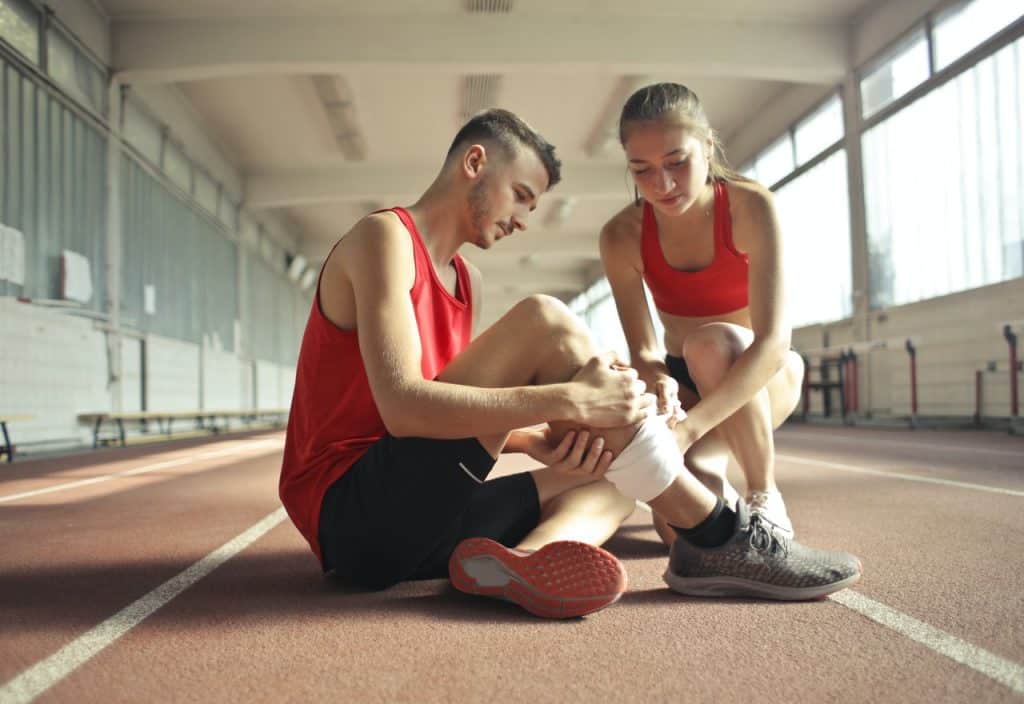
[449,538,627,619]
[664,501,861,601]
[747,489,794,538]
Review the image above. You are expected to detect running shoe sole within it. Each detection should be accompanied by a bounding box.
[449,538,627,619]
[663,569,862,601]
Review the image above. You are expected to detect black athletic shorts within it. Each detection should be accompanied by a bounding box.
[318,434,540,590]
[665,354,700,397]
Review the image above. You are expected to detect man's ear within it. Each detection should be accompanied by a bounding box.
[462,144,488,179]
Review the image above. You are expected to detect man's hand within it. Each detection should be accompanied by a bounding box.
[520,427,614,477]
[569,352,654,427]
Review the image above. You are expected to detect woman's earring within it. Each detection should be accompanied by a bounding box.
[634,184,641,207]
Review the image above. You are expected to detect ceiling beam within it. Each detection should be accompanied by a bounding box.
[246,161,632,208]
[113,16,846,85]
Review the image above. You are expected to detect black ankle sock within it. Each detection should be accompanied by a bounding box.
[671,499,737,548]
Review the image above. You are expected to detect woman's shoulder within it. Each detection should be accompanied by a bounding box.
[723,179,778,248]
[724,179,770,220]
[600,202,644,248]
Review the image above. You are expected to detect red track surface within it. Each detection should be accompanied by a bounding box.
[1,426,1022,702]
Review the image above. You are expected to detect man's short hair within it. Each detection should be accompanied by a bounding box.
[445,109,562,189]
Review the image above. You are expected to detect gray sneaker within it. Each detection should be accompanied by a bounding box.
[664,501,862,600]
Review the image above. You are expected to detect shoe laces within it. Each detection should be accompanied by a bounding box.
[748,513,789,558]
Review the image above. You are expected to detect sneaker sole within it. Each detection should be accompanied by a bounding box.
[662,570,861,601]
[449,538,627,619]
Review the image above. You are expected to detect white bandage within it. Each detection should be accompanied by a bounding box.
[603,412,681,503]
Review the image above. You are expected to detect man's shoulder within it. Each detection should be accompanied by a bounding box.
[336,210,408,256]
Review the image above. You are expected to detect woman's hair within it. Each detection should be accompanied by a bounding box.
[618,82,748,184]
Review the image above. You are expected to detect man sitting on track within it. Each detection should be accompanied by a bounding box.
[279,108,862,619]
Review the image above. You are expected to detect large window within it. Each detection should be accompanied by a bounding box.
[741,93,843,187]
[0,0,38,65]
[934,0,1024,69]
[794,95,844,164]
[774,151,853,326]
[739,91,853,327]
[863,35,1023,307]
[46,25,105,116]
[860,29,931,118]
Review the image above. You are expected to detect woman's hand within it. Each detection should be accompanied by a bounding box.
[652,373,686,428]
[521,427,614,478]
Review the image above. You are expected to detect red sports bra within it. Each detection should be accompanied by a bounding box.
[640,180,749,317]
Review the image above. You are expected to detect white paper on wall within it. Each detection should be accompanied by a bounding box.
[144,284,157,315]
[61,249,93,303]
[0,225,26,286]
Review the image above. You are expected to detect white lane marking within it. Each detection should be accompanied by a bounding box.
[831,590,1024,695]
[777,455,1024,497]
[0,440,284,505]
[780,431,1024,459]
[0,508,287,704]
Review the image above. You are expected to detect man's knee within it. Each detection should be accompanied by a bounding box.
[604,417,681,502]
[682,323,747,389]
[512,294,588,340]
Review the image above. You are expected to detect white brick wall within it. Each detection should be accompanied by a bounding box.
[201,346,245,411]
[255,360,281,410]
[120,337,143,413]
[0,299,109,446]
[279,365,296,409]
[146,334,200,412]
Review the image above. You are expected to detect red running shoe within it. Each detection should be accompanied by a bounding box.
[448,538,628,619]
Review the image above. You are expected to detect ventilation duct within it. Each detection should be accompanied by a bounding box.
[461,74,502,120]
[466,0,514,12]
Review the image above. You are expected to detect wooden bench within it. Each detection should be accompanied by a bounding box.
[0,414,34,463]
[78,409,288,448]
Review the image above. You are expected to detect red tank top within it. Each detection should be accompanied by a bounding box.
[641,180,749,317]
[279,207,473,565]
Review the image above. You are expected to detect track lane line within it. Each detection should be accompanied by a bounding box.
[831,590,1024,695]
[780,432,1024,459]
[777,455,1024,497]
[0,507,287,704]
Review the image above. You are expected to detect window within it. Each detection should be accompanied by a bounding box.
[0,0,38,64]
[863,36,1023,307]
[218,192,238,231]
[754,134,795,187]
[773,150,853,326]
[163,141,192,194]
[46,26,105,115]
[794,95,844,164]
[123,98,163,165]
[194,169,218,216]
[860,29,931,118]
[933,0,1024,69]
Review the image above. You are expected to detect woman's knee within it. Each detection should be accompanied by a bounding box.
[682,323,749,389]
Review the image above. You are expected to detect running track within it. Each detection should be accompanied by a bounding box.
[1,426,1022,703]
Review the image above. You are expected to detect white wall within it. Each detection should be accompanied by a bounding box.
[0,299,109,447]
[201,344,245,411]
[145,334,201,412]
[794,277,1024,420]
[119,336,143,413]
